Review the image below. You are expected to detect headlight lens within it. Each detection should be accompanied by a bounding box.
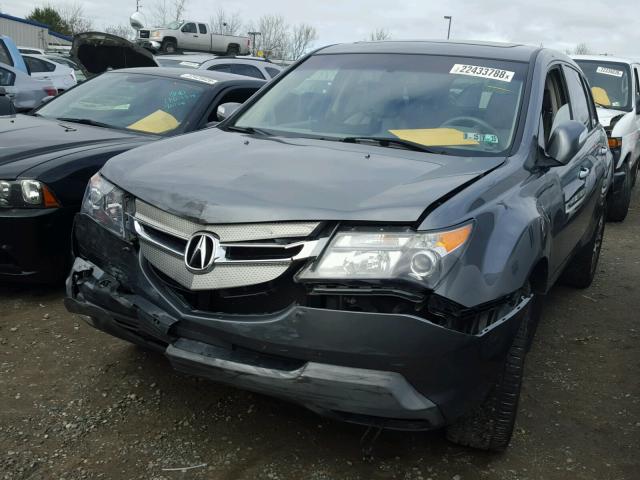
[0,179,60,208]
[81,174,126,237]
[298,223,473,288]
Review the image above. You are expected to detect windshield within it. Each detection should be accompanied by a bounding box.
[165,21,184,30]
[234,54,528,155]
[36,72,209,134]
[575,60,632,111]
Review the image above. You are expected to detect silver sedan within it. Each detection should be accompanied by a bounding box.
[0,62,56,112]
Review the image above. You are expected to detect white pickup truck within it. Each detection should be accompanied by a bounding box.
[137,20,251,55]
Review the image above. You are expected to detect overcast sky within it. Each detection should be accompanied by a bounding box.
[1,0,637,57]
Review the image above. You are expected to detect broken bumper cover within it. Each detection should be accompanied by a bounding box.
[65,218,530,429]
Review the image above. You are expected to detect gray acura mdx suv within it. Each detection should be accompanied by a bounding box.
[65,41,609,451]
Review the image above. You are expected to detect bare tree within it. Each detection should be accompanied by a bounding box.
[210,8,243,35]
[368,28,391,41]
[104,24,135,40]
[149,0,188,26]
[573,43,592,55]
[59,2,92,34]
[286,24,317,60]
[247,15,289,59]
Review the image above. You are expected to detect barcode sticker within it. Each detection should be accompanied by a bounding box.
[450,64,514,82]
[596,66,624,77]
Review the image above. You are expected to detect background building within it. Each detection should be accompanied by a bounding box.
[0,12,72,51]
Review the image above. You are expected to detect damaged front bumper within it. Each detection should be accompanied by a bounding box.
[65,215,531,430]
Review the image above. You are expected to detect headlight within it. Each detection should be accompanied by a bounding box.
[151,30,160,38]
[297,223,473,288]
[81,173,126,238]
[0,179,60,208]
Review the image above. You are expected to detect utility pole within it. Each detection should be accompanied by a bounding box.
[444,15,452,40]
[248,31,261,56]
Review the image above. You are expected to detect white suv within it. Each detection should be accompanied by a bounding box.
[574,55,640,221]
[198,57,283,80]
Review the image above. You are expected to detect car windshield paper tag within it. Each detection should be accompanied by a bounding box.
[179,61,200,67]
[180,73,218,84]
[596,66,623,77]
[450,64,514,82]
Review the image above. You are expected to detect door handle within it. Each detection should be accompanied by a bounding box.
[599,146,608,155]
[578,167,590,180]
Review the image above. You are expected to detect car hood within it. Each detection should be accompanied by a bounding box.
[71,32,158,78]
[102,129,505,224]
[0,114,150,179]
[596,107,627,128]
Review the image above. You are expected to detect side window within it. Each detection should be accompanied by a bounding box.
[198,24,207,34]
[24,57,48,73]
[634,67,640,110]
[265,67,281,78]
[564,66,591,128]
[541,67,571,145]
[231,64,265,79]
[0,67,16,86]
[207,64,233,74]
[0,41,13,67]
[181,23,197,33]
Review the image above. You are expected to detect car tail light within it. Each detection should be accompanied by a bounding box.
[44,87,57,96]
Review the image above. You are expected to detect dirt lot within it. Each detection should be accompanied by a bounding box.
[1,191,639,480]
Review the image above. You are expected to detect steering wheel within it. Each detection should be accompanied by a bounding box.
[440,116,499,137]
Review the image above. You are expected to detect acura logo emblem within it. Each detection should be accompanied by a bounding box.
[184,232,219,273]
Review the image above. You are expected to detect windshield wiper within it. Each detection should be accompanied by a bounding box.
[340,136,448,154]
[226,125,272,136]
[56,117,116,129]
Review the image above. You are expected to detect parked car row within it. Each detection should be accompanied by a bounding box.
[1,38,638,453]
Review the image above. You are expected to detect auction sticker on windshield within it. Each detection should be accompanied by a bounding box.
[179,74,218,85]
[596,66,624,78]
[450,64,514,82]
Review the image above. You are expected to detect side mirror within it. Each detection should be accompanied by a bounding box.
[545,120,587,166]
[41,96,55,105]
[216,102,242,121]
[0,95,16,116]
[0,87,6,96]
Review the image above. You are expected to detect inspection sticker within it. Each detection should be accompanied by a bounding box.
[179,61,201,68]
[450,64,514,82]
[179,73,218,85]
[464,132,499,144]
[596,66,624,77]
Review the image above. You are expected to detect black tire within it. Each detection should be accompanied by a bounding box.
[631,158,639,188]
[560,208,605,289]
[161,39,177,54]
[445,294,535,451]
[226,44,240,56]
[607,161,631,222]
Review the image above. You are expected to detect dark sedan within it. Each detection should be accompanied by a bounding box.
[0,67,263,283]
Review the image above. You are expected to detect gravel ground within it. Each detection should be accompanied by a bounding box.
[1,190,639,480]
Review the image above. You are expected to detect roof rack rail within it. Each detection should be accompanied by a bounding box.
[213,55,273,63]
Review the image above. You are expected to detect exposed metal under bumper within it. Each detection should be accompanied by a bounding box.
[166,338,445,427]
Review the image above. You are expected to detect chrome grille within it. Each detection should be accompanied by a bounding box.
[133,200,325,291]
[135,200,320,242]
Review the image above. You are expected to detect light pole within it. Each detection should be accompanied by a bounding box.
[444,16,452,40]
[248,31,261,56]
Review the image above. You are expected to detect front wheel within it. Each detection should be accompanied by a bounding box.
[607,161,631,222]
[445,293,537,451]
[161,39,177,54]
